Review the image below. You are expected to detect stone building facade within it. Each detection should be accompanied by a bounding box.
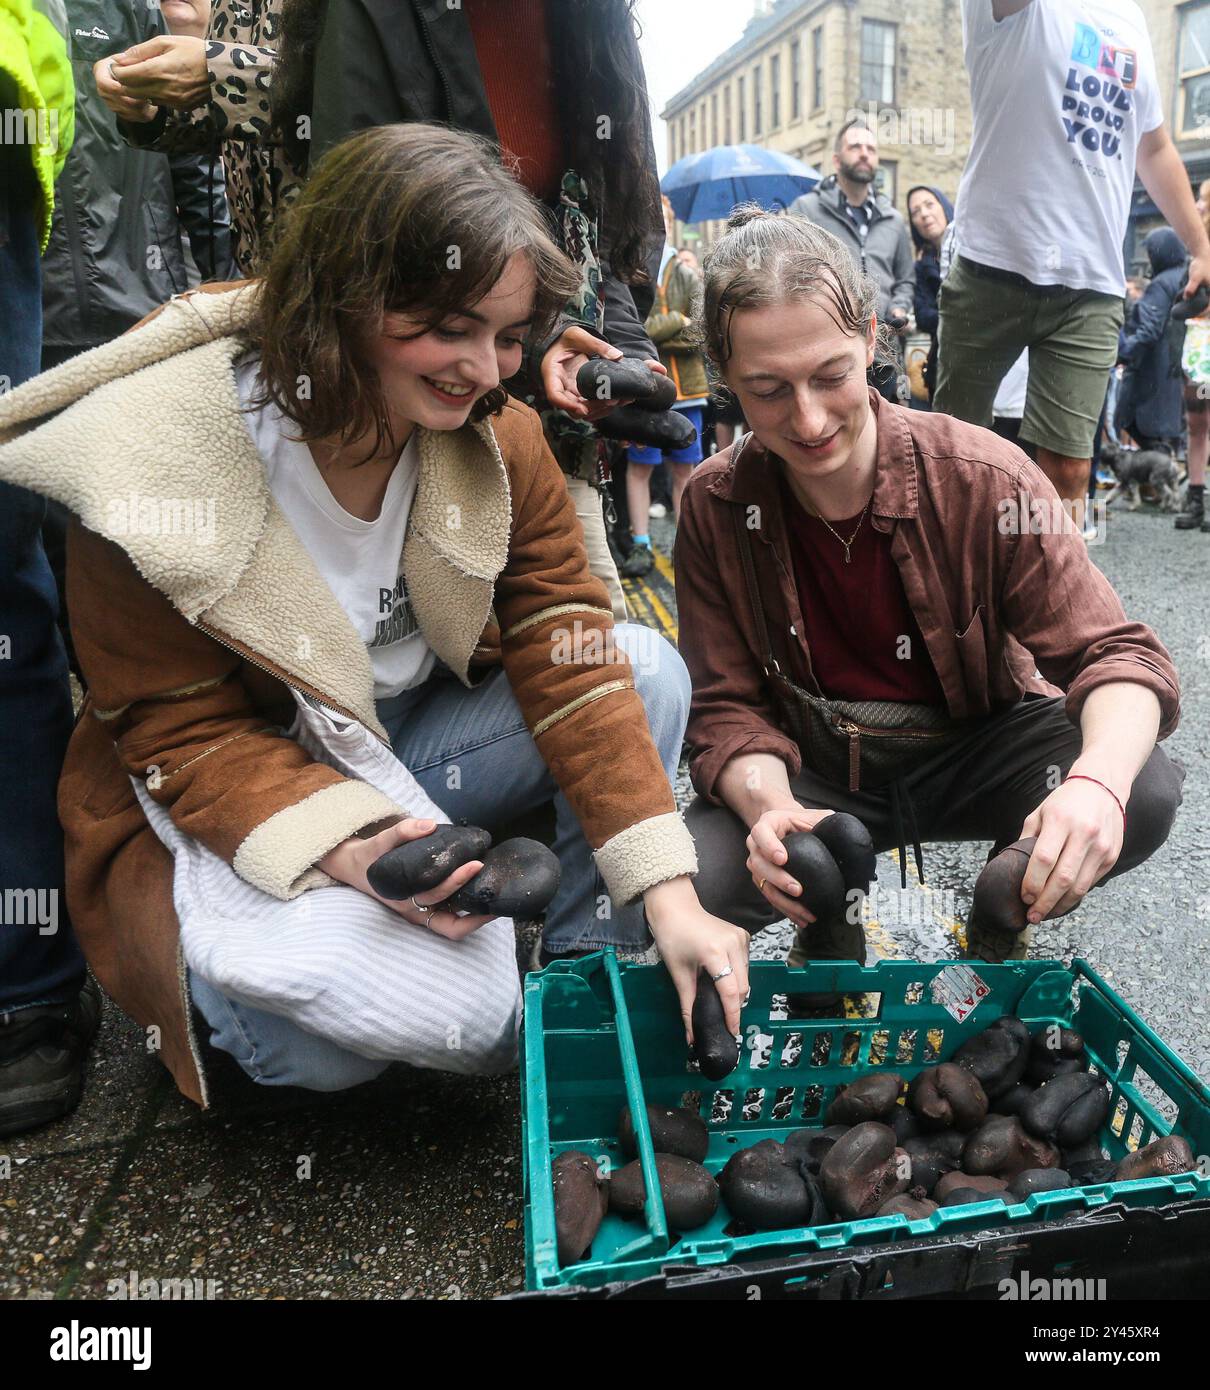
[1130,0,1210,268]
[660,0,973,246]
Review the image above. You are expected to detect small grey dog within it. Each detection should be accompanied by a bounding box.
[1100,440,1182,511]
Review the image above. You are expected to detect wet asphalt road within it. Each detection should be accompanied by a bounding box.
[2,502,1205,1302]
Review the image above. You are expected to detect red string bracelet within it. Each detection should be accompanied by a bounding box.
[1065,774,1127,827]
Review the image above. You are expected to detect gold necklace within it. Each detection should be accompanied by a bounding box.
[807,497,871,564]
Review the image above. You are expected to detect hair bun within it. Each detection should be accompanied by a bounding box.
[726,202,771,231]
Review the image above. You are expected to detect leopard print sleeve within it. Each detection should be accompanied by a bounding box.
[113,0,303,275]
[203,40,278,143]
[124,41,278,153]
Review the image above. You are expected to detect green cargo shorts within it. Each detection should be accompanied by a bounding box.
[934,255,1124,459]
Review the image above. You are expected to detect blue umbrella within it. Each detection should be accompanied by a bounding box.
[661,144,821,224]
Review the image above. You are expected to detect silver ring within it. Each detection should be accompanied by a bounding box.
[409,896,433,916]
[711,965,733,982]
[108,59,118,80]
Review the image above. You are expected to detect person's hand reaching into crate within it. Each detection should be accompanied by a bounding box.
[644,877,750,1045]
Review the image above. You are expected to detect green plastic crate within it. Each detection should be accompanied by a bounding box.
[521,954,1210,1292]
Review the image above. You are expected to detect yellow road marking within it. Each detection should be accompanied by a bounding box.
[652,546,677,589]
[641,584,678,642]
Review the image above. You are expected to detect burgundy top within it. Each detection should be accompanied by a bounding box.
[465,0,564,202]
[779,471,946,704]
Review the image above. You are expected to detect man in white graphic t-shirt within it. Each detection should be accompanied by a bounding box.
[935,0,1210,528]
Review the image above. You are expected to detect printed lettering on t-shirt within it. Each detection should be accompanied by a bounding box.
[369,573,420,649]
[1061,21,1138,164]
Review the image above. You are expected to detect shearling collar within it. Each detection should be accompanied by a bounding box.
[0,284,513,739]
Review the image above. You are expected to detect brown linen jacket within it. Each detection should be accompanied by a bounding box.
[0,283,696,1106]
[675,389,1181,806]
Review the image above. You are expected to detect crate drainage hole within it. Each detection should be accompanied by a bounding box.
[923,1027,945,1063]
[772,1086,796,1121]
[742,1088,766,1121]
[800,1084,823,1119]
[869,1028,890,1065]
[710,1090,734,1124]
[840,1031,861,1066]
[746,1031,774,1070]
[904,981,925,1005]
[810,1033,833,1066]
[781,1032,804,1068]
[1131,1068,1179,1129]
[896,1029,917,1064]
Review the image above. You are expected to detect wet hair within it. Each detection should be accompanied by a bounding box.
[272,0,661,286]
[248,123,581,461]
[695,203,895,384]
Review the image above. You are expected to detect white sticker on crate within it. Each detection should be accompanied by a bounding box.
[930,964,991,1023]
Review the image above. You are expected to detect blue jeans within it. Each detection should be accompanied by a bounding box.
[188,970,391,1091]
[0,175,83,1012]
[377,623,691,953]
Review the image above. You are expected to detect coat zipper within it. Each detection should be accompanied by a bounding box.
[194,620,390,747]
[415,2,456,122]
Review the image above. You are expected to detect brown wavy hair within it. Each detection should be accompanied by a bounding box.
[248,123,581,461]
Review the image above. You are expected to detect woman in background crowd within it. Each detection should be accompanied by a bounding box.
[906,184,953,404]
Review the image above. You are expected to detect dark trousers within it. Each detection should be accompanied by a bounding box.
[686,695,1184,938]
[0,178,85,1010]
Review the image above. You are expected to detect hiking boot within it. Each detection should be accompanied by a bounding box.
[1175,484,1205,530]
[620,542,654,578]
[0,976,102,1138]
[786,911,867,1015]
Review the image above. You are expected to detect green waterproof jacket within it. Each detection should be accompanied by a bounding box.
[0,0,74,248]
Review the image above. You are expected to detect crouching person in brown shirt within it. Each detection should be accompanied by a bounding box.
[675,206,1183,972]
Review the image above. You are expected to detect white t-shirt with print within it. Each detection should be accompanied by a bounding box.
[955,0,1163,295]
[234,355,438,700]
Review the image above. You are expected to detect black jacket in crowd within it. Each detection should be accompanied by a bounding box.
[306,0,662,366]
[1115,226,1188,444]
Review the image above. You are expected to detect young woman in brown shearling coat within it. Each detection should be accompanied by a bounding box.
[0,126,749,1106]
